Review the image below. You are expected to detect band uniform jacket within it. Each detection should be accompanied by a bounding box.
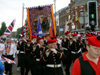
[43,49,64,75]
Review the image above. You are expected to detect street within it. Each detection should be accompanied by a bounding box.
[12,64,31,75]
[12,64,20,75]
[11,62,71,75]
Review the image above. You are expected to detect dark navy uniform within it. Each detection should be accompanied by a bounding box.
[24,41,35,75]
[17,40,22,68]
[70,39,82,62]
[61,38,72,75]
[44,49,64,75]
[81,39,88,53]
[62,38,70,49]
[34,45,44,75]
[19,40,26,75]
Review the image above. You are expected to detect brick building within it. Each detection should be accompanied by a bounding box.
[56,0,100,33]
[56,7,68,35]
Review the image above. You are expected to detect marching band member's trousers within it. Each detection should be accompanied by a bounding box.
[3,55,14,75]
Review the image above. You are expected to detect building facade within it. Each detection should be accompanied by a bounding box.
[56,0,100,33]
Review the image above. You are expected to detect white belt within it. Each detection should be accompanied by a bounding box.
[71,51,77,54]
[62,48,68,51]
[46,64,61,68]
[71,49,81,54]
[77,49,81,53]
[36,59,40,61]
[20,51,25,53]
[20,51,24,53]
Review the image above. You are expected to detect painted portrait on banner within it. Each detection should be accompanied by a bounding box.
[33,16,49,33]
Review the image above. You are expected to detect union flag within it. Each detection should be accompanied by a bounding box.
[3,20,15,36]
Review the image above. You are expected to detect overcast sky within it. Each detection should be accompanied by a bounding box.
[0,0,70,31]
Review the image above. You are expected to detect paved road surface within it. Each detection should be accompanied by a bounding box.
[12,64,20,75]
[9,58,72,75]
[12,64,71,75]
[12,64,31,75]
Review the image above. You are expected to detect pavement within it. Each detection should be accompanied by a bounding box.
[11,64,71,75]
[3,57,31,75]
[12,64,31,75]
[12,64,20,75]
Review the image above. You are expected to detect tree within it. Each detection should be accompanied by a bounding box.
[15,19,30,39]
[16,27,22,38]
[0,22,7,36]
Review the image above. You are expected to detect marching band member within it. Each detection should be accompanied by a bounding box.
[29,35,37,75]
[24,40,33,75]
[70,33,82,62]
[62,31,72,75]
[34,37,45,75]
[44,37,64,75]
[19,36,27,75]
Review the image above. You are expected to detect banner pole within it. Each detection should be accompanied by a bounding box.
[22,3,24,29]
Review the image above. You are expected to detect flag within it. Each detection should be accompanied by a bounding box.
[1,56,16,64]
[0,57,6,63]
[4,20,15,36]
[37,17,43,37]
[4,57,16,64]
